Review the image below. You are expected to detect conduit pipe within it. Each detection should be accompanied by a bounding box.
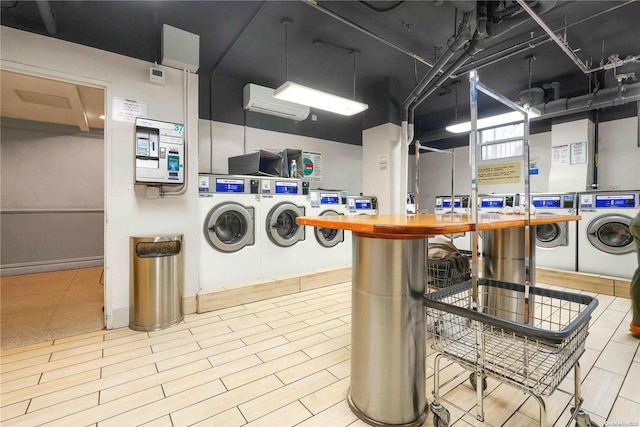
[534,80,640,119]
[301,0,435,68]
[410,34,486,121]
[36,0,57,35]
[516,0,589,73]
[454,0,636,78]
[402,13,472,113]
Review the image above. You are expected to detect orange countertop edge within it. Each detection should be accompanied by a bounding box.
[297,213,582,238]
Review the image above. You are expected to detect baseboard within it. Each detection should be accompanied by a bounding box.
[197,267,352,314]
[535,267,618,296]
[183,295,197,315]
[0,257,104,277]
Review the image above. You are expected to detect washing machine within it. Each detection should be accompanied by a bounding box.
[577,191,640,279]
[477,194,520,213]
[434,195,471,251]
[259,177,312,279]
[531,193,578,271]
[346,195,378,215]
[198,174,261,290]
[306,190,352,270]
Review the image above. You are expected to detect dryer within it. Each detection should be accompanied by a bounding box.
[346,195,378,215]
[259,177,312,279]
[434,195,471,251]
[198,174,261,290]
[306,190,352,270]
[531,193,578,271]
[578,191,640,279]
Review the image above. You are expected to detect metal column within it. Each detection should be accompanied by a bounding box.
[348,235,427,427]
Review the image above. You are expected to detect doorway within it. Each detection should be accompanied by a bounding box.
[0,70,106,350]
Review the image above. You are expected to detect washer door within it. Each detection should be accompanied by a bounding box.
[587,214,634,255]
[204,203,254,253]
[535,213,569,248]
[266,202,305,247]
[314,210,344,248]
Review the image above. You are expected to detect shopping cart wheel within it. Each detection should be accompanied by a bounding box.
[469,373,487,392]
[430,402,450,427]
[570,407,599,427]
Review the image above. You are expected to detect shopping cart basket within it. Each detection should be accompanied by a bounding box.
[426,250,472,291]
[424,278,599,427]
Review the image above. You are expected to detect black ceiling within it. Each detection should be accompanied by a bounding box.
[3,0,639,143]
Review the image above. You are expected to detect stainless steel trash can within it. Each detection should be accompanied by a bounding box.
[481,228,536,323]
[130,235,184,331]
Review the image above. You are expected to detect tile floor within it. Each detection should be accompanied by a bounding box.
[1,267,104,350]
[1,280,639,426]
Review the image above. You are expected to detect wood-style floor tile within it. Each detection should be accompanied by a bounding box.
[244,400,312,427]
[2,274,637,427]
[169,375,283,426]
[238,370,337,422]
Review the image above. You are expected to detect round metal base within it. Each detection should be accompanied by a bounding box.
[347,389,428,427]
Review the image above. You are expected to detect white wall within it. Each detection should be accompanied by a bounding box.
[362,123,402,214]
[549,119,594,192]
[597,116,640,190]
[415,131,552,211]
[1,124,103,208]
[199,119,363,195]
[1,26,200,328]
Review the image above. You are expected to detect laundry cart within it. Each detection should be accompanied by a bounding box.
[422,71,600,427]
[424,278,598,427]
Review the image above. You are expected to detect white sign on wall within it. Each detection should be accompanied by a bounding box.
[551,144,570,166]
[302,151,322,182]
[112,97,148,123]
[570,141,587,165]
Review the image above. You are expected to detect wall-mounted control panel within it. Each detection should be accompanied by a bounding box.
[135,118,184,185]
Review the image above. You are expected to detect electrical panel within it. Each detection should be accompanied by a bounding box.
[135,118,184,185]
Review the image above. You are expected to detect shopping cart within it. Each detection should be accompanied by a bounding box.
[424,278,599,427]
[426,250,472,291]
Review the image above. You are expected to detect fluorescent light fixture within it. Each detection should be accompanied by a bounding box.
[273,81,368,116]
[445,108,541,133]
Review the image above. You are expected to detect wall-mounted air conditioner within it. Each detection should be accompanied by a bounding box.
[243,83,310,121]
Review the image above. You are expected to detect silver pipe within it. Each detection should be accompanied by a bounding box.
[469,70,479,307]
[36,0,57,35]
[516,0,589,73]
[415,141,420,214]
[588,54,640,74]
[637,101,640,148]
[477,80,528,113]
[416,144,454,155]
[301,0,434,69]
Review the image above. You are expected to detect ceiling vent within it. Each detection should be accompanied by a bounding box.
[15,89,71,109]
[243,83,310,121]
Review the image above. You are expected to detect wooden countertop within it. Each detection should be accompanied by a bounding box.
[297,213,581,239]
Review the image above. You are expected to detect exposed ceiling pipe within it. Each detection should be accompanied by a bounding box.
[36,0,57,35]
[487,1,557,38]
[402,12,472,118]
[534,80,640,118]
[410,34,486,120]
[301,0,435,68]
[454,0,636,78]
[516,0,589,73]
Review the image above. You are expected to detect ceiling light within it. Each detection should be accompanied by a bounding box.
[445,108,540,133]
[99,115,105,120]
[273,81,368,116]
